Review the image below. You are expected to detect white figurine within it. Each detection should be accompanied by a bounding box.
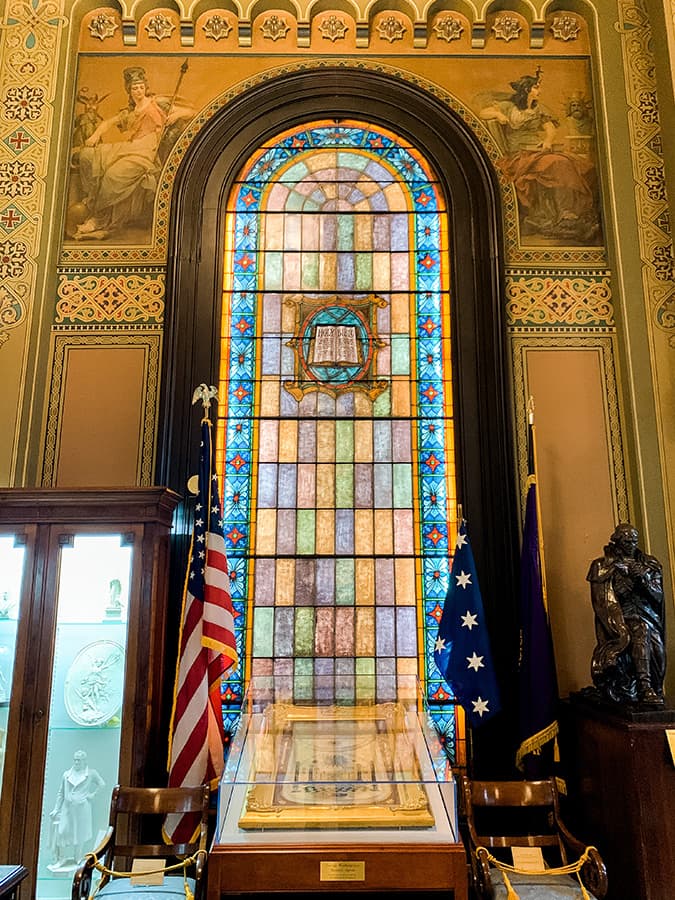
[48,750,105,872]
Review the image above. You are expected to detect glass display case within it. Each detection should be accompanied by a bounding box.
[211,676,467,899]
[0,489,179,900]
[0,536,25,801]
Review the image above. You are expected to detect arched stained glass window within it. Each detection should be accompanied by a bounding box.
[217,120,463,761]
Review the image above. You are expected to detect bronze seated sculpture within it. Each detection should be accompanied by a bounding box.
[586,523,666,707]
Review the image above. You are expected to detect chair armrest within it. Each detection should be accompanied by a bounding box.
[71,827,114,900]
[475,847,495,900]
[580,846,608,899]
[194,848,208,899]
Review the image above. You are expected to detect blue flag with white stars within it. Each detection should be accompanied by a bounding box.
[434,519,501,727]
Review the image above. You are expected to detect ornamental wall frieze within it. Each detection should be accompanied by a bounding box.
[505,272,614,327]
[1,0,65,347]
[76,5,588,51]
[619,0,675,342]
[55,271,165,323]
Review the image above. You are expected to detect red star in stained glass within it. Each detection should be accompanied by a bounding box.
[417,192,431,207]
[427,526,444,546]
[429,603,443,623]
[227,526,244,545]
[222,686,239,702]
[236,253,255,270]
[368,136,384,148]
[421,317,437,334]
[292,137,306,148]
[420,254,436,269]
[432,686,451,702]
[235,318,251,332]
[242,191,256,206]
[229,454,246,471]
[422,385,438,402]
[425,453,441,472]
[233,385,249,401]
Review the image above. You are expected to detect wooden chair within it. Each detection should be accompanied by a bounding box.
[72,785,210,900]
[460,776,607,899]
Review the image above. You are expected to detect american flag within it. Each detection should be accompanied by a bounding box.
[164,418,238,843]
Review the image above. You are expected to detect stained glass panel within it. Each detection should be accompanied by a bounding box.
[218,121,462,764]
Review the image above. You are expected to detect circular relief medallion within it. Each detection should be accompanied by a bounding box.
[64,640,125,727]
[300,305,371,386]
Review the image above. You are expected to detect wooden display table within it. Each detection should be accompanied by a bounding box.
[560,695,675,900]
[207,839,468,897]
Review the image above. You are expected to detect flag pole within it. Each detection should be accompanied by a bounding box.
[527,396,548,612]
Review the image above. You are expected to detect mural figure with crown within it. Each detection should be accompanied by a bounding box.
[478,68,601,245]
[67,64,193,241]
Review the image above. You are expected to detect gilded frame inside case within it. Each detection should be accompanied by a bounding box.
[238,701,434,829]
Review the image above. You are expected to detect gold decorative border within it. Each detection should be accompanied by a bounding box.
[41,328,162,486]
[511,333,629,523]
[618,0,675,341]
[0,0,66,346]
[55,270,165,323]
[505,271,614,327]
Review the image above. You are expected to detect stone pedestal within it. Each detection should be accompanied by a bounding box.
[560,695,675,900]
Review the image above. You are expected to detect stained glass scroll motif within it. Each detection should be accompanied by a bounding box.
[217,122,461,761]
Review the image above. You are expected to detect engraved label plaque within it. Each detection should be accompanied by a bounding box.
[320,861,366,881]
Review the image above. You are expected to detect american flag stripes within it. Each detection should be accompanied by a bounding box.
[164,417,238,843]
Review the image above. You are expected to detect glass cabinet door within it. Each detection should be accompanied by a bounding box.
[0,534,26,800]
[35,534,133,900]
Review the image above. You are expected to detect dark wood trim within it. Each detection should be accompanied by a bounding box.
[157,67,521,773]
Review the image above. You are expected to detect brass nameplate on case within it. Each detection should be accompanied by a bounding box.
[320,861,365,881]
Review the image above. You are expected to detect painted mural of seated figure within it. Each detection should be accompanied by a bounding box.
[478,68,601,244]
[73,66,193,240]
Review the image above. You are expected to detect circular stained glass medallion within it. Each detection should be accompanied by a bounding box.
[300,305,371,385]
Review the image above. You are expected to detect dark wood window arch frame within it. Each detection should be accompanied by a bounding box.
[157,68,521,772]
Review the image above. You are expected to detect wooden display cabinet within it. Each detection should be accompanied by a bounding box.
[0,488,179,900]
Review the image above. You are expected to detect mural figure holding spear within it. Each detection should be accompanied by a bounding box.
[69,60,193,241]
